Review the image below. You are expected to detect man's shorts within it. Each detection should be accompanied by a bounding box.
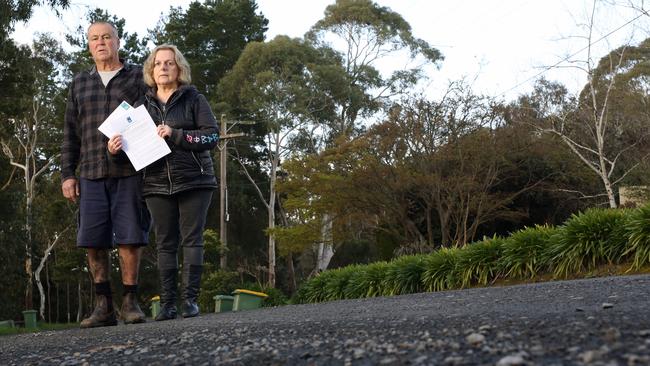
[77,175,150,248]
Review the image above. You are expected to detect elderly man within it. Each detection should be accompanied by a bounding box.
[61,21,149,328]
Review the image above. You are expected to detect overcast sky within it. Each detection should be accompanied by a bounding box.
[11,0,650,101]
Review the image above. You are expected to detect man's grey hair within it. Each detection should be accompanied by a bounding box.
[87,21,119,39]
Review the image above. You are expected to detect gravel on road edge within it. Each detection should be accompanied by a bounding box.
[2,274,650,365]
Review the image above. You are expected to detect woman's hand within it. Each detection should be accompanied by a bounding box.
[157,124,172,139]
[108,134,123,155]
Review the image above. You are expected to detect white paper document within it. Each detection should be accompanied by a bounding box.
[98,100,133,138]
[98,102,171,171]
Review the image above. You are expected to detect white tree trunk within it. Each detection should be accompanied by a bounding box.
[24,146,34,310]
[267,132,280,288]
[268,187,276,287]
[35,228,69,320]
[76,281,82,323]
[316,214,334,272]
[1,99,59,310]
[534,2,640,209]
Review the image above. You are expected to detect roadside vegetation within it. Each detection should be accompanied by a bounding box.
[294,206,650,303]
[5,205,650,335]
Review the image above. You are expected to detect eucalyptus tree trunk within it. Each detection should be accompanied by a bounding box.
[35,227,70,320]
[76,281,82,323]
[315,214,334,273]
[266,131,281,288]
[236,131,281,288]
[66,282,70,323]
[277,197,296,293]
[1,100,59,310]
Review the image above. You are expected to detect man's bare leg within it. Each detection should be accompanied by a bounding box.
[118,246,142,285]
[88,248,110,282]
[80,248,117,328]
[118,245,146,324]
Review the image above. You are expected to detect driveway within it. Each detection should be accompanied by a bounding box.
[2,274,649,365]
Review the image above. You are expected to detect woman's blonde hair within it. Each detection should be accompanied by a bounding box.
[143,44,192,87]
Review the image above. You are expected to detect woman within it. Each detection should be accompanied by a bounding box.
[140,44,219,320]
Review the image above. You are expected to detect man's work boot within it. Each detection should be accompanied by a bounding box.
[120,292,146,324]
[80,294,117,328]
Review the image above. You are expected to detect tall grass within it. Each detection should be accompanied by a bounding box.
[499,225,556,279]
[421,247,461,292]
[381,255,426,296]
[322,265,361,301]
[624,204,650,270]
[295,270,331,303]
[548,208,629,278]
[344,261,389,298]
[295,205,650,304]
[454,236,505,287]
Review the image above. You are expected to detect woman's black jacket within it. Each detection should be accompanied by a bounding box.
[138,85,219,196]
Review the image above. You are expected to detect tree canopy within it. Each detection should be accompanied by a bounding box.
[306,0,444,139]
[153,0,268,102]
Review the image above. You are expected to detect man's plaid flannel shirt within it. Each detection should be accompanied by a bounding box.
[61,62,147,181]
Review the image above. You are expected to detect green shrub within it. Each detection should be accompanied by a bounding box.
[240,283,290,307]
[344,261,389,298]
[455,236,505,288]
[499,225,556,279]
[294,270,333,304]
[293,207,642,303]
[382,255,426,296]
[293,279,316,304]
[199,270,240,312]
[624,204,650,270]
[421,247,460,292]
[322,265,361,301]
[548,208,629,278]
[262,287,290,307]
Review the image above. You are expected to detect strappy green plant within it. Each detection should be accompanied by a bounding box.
[624,204,650,270]
[548,208,629,278]
[295,269,334,303]
[454,236,505,288]
[381,255,426,296]
[421,247,461,292]
[322,265,361,301]
[343,261,390,298]
[499,225,556,279]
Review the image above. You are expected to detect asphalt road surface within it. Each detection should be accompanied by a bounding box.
[2,274,650,365]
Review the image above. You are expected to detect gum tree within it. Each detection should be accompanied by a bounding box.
[305,0,443,140]
[528,1,650,208]
[218,36,343,287]
[1,34,68,311]
[302,0,444,272]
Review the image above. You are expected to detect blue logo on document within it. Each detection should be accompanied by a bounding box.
[127,116,133,123]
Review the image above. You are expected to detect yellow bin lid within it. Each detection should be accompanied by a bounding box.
[233,289,268,298]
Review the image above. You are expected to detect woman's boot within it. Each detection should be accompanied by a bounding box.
[181,264,202,318]
[155,268,178,321]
